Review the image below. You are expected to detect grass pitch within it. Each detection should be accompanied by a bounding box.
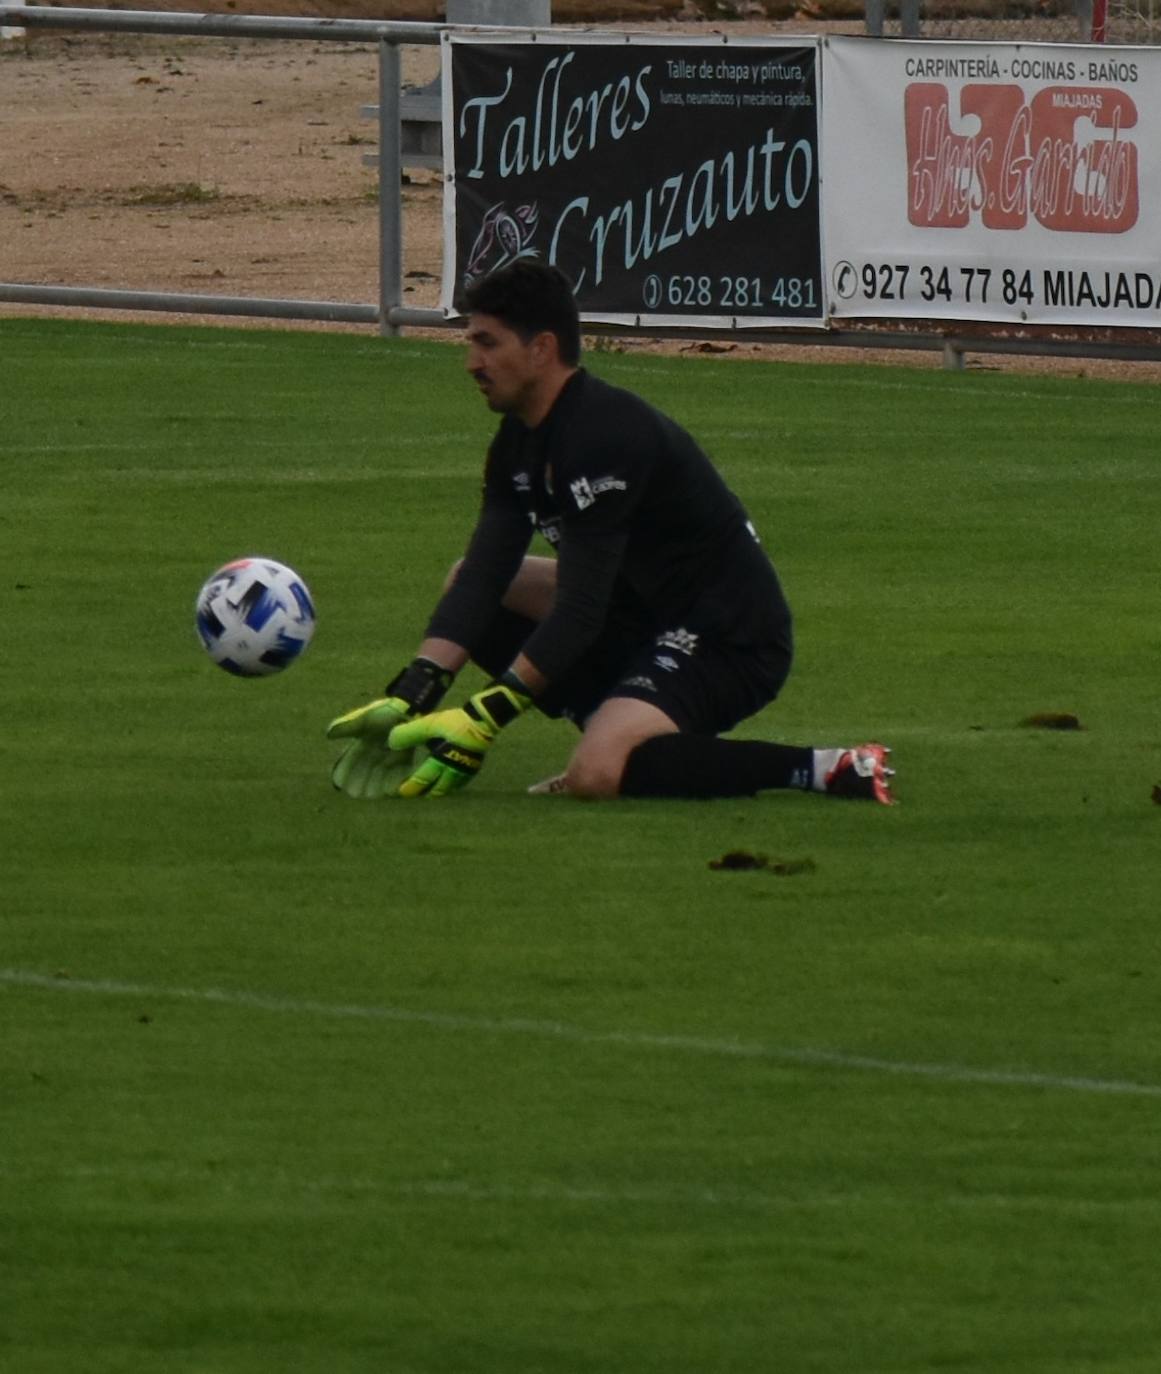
[2,318,1159,1373]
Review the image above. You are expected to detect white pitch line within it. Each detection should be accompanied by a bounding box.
[4,968,1160,1101]
[0,1164,1148,1214]
[0,435,477,456]
[0,1162,833,1210]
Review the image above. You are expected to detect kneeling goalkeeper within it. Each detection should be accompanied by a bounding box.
[328,260,893,805]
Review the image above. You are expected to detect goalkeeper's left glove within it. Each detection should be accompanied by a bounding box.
[327,657,453,800]
[387,679,532,798]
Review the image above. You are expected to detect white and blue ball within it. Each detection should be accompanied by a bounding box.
[195,556,315,677]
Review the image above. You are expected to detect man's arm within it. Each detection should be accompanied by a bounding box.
[382,521,628,798]
[507,652,547,696]
[413,636,471,677]
[326,521,521,802]
[514,523,630,686]
[328,489,529,798]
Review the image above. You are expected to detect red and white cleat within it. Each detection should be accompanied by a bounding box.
[824,743,896,805]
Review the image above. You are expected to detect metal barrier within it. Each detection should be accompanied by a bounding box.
[3,5,1161,368]
[0,0,25,40]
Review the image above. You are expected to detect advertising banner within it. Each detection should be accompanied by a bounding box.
[823,37,1158,326]
[442,34,824,327]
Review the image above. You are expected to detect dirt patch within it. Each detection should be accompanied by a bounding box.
[2,12,1160,381]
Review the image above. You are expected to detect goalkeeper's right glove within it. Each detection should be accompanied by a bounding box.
[388,679,532,798]
[326,657,453,800]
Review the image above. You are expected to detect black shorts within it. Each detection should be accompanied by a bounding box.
[472,608,791,736]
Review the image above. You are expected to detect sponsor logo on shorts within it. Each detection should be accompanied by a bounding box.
[653,655,680,673]
[656,627,699,657]
[621,674,658,692]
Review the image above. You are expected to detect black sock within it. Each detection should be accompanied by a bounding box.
[620,734,814,799]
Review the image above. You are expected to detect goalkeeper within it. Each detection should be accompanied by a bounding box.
[328,260,893,805]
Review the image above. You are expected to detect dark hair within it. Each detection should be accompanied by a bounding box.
[463,260,581,366]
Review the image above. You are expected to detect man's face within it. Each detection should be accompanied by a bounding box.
[465,313,541,416]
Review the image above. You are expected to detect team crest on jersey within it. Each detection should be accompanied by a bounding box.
[570,474,629,511]
[570,477,596,510]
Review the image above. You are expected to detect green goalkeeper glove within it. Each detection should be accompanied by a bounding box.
[387,679,532,798]
[327,657,453,800]
[328,701,413,800]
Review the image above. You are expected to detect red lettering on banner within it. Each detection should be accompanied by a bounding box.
[962,84,1026,229]
[905,82,1138,233]
[906,84,975,228]
[1026,87,1137,231]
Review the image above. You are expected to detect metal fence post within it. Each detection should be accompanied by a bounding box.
[0,0,24,39]
[378,39,403,337]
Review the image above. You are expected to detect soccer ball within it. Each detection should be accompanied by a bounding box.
[195,556,316,677]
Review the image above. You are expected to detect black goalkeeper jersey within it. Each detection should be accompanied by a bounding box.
[426,369,793,685]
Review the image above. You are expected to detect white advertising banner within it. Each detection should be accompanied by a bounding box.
[822,37,1158,326]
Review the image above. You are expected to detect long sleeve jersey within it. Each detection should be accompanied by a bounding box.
[426,369,793,684]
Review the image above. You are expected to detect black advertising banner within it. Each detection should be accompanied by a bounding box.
[442,35,824,326]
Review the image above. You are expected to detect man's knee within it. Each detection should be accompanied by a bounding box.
[563,752,625,801]
[564,698,680,800]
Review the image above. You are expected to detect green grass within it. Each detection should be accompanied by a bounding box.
[2,317,1159,1373]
